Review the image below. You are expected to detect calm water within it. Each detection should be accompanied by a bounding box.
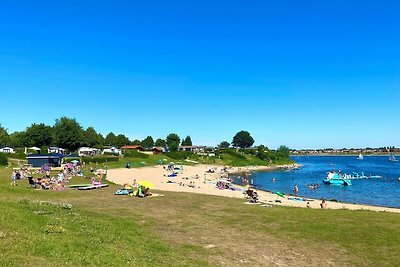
[235,156,400,208]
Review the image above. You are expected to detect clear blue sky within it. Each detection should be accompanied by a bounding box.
[1,0,399,149]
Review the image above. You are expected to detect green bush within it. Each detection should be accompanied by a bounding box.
[0,153,8,165]
[103,152,120,156]
[220,149,246,159]
[164,151,193,160]
[123,150,149,158]
[81,156,119,164]
[7,152,28,160]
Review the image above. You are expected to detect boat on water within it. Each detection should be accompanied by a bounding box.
[389,152,398,162]
[323,171,352,186]
[357,153,363,160]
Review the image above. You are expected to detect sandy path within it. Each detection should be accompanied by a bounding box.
[106,164,400,213]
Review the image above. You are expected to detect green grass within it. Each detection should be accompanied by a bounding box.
[0,166,399,266]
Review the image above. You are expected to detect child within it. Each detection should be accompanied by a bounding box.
[11,171,17,186]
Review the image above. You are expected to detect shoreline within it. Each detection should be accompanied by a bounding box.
[106,164,400,213]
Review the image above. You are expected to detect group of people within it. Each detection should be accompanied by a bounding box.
[130,179,152,197]
[10,162,86,190]
[245,188,259,203]
[29,169,71,190]
[306,199,328,209]
[308,183,320,190]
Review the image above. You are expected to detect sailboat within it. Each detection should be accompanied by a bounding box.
[357,153,364,160]
[389,152,398,162]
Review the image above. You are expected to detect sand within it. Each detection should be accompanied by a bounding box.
[106,164,400,213]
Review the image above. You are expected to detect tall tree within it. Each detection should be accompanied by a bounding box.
[181,135,192,146]
[0,124,10,146]
[97,133,105,147]
[105,132,117,146]
[131,139,141,145]
[155,138,166,148]
[53,117,84,151]
[218,141,230,149]
[115,134,130,147]
[141,136,154,149]
[232,130,254,148]
[9,131,26,148]
[277,145,290,158]
[166,133,180,152]
[24,123,53,147]
[84,127,102,147]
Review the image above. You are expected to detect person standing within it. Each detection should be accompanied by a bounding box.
[11,171,17,186]
[293,185,299,196]
[320,199,327,209]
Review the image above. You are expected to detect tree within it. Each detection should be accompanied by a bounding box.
[277,145,290,158]
[9,131,26,148]
[166,133,180,152]
[115,134,130,147]
[105,132,117,146]
[131,139,141,145]
[181,135,192,146]
[256,145,268,160]
[24,123,53,147]
[218,141,230,149]
[0,124,10,146]
[53,117,84,151]
[141,136,154,150]
[155,138,166,148]
[232,130,254,148]
[84,127,103,147]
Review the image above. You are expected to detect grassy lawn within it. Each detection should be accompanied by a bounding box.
[0,166,399,266]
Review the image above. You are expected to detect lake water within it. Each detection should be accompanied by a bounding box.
[235,156,400,208]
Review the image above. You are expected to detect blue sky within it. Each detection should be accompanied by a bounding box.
[1,0,399,149]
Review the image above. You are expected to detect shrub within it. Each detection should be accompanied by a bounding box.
[164,151,193,160]
[123,150,149,159]
[81,156,119,164]
[0,153,8,165]
[220,149,246,159]
[7,152,27,160]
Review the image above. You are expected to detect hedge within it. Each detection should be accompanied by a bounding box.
[164,151,193,160]
[81,156,120,164]
[0,153,8,165]
[123,150,149,159]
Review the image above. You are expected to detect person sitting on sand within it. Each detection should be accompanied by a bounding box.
[306,202,311,208]
[320,199,327,209]
[144,187,152,197]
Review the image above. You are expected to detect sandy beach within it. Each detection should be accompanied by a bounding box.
[107,164,400,213]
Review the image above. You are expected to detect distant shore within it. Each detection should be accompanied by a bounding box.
[292,153,397,156]
[106,164,400,213]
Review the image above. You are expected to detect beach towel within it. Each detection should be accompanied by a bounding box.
[115,189,133,195]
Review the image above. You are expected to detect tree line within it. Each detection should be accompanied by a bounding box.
[0,119,290,157]
[0,117,193,153]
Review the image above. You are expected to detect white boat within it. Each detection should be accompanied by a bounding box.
[357,153,363,160]
[389,152,398,162]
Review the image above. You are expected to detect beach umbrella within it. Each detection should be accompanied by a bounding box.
[138,181,154,189]
[42,164,51,171]
[71,160,79,163]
